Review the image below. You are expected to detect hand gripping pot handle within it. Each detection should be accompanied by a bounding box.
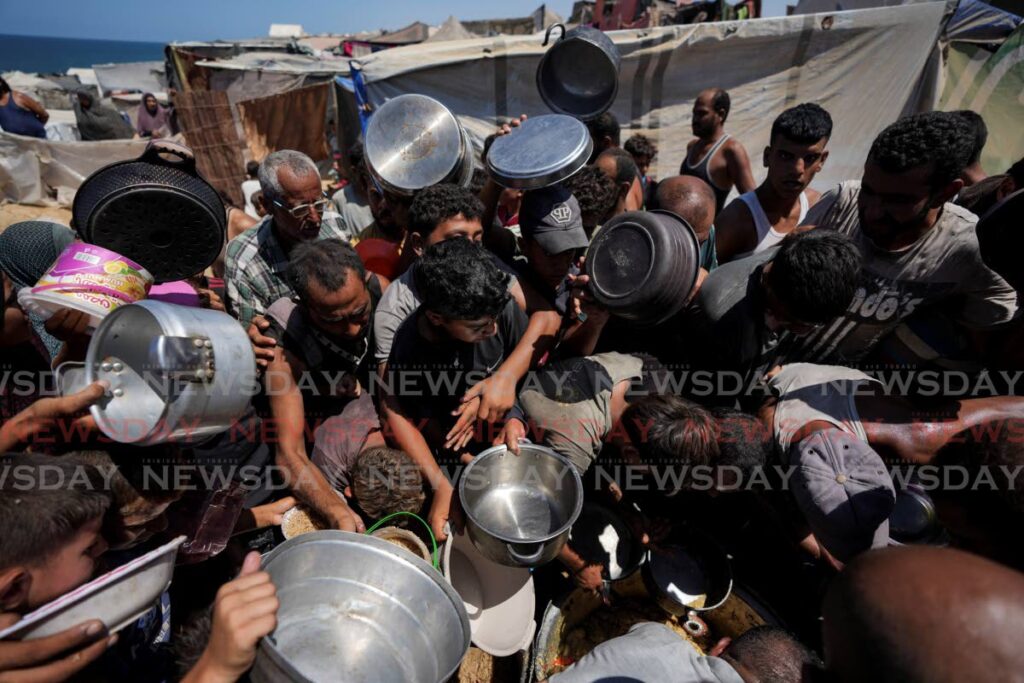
[542,23,566,46]
[139,139,198,174]
[506,542,546,565]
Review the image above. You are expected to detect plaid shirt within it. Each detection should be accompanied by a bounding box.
[224,211,351,327]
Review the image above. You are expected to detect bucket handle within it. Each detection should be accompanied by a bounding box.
[140,140,198,174]
[506,541,545,566]
[542,23,566,47]
[365,511,440,570]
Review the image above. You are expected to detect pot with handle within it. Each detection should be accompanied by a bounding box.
[72,140,226,284]
[75,300,256,445]
[459,443,584,568]
[536,23,621,120]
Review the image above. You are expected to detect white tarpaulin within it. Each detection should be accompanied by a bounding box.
[356,3,947,196]
[92,61,166,96]
[0,132,148,206]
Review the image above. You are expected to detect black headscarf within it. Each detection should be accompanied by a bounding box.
[74,90,134,141]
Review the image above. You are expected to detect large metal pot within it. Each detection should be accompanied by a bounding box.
[536,24,621,121]
[251,531,470,683]
[81,300,256,445]
[459,443,584,568]
[485,115,592,191]
[73,140,226,283]
[364,94,474,197]
[585,210,701,326]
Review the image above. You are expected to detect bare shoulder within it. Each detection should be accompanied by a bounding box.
[716,196,754,233]
[805,187,823,206]
[722,137,750,158]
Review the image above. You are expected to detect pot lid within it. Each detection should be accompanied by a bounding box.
[364,93,464,194]
[486,114,592,190]
[442,530,536,656]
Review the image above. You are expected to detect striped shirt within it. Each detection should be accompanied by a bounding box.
[224,212,351,328]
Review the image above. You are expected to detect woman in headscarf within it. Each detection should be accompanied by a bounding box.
[73,89,133,141]
[136,92,170,138]
[0,221,76,421]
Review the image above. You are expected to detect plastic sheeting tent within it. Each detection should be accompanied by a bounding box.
[353,3,948,197]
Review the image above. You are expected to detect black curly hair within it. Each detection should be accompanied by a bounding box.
[868,111,975,190]
[624,134,658,162]
[767,229,862,323]
[408,183,485,238]
[953,110,987,166]
[288,239,365,301]
[414,238,510,320]
[565,165,617,230]
[770,103,833,145]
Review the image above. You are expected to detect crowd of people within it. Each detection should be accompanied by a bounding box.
[2,81,1023,682]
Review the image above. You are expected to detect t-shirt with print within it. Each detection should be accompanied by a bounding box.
[793,180,1018,363]
[385,299,528,434]
[373,256,520,365]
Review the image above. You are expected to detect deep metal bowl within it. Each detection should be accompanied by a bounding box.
[251,531,470,683]
[459,443,584,567]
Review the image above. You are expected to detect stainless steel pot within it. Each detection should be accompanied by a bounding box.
[536,24,621,120]
[364,94,474,196]
[251,531,470,683]
[459,443,584,568]
[80,300,256,445]
[485,114,592,190]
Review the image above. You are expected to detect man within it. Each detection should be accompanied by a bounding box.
[794,111,1018,364]
[261,240,383,532]
[382,239,530,540]
[331,141,375,236]
[565,165,617,238]
[686,230,862,403]
[823,547,1024,682]
[586,111,620,162]
[716,103,832,263]
[224,150,351,328]
[681,88,756,213]
[624,133,659,205]
[547,624,821,683]
[241,160,261,219]
[957,155,1023,217]
[954,109,987,186]
[595,148,644,220]
[758,362,1024,566]
[656,175,720,271]
[0,76,48,139]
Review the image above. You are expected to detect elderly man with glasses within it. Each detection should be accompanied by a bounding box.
[225,150,353,328]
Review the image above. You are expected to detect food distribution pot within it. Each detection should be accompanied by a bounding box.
[251,531,470,683]
[536,23,621,120]
[459,443,584,568]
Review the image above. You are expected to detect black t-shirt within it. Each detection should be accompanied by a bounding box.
[385,299,528,430]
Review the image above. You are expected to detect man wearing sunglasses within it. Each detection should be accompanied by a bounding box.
[225,150,352,328]
[792,111,1018,365]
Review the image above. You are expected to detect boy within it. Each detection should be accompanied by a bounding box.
[0,454,110,612]
[382,238,530,539]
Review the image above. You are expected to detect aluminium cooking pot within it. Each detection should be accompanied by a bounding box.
[252,531,470,683]
[76,300,255,445]
[536,23,621,120]
[72,140,226,284]
[585,209,701,326]
[364,93,474,197]
[485,114,592,190]
[459,443,584,568]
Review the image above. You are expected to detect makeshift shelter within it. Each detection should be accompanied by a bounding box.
[350,3,948,198]
[426,16,479,43]
[92,61,166,96]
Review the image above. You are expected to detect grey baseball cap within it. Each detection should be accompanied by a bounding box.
[789,428,895,563]
[519,185,588,254]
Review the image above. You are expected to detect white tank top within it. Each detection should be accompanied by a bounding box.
[737,190,809,257]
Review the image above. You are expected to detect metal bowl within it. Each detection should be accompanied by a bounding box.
[459,443,584,567]
[364,94,468,196]
[485,115,592,190]
[251,531,470,683]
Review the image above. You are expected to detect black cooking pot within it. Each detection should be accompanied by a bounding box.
[536,23,621,121]
[585,210,700,326]
[72,140,226,283]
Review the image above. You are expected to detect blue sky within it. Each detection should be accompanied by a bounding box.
[2,0,789,43]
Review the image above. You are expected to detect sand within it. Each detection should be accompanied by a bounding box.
[0,203,73,232]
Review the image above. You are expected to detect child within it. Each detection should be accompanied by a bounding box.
[0,453,111,613]
[382,238,529,539]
